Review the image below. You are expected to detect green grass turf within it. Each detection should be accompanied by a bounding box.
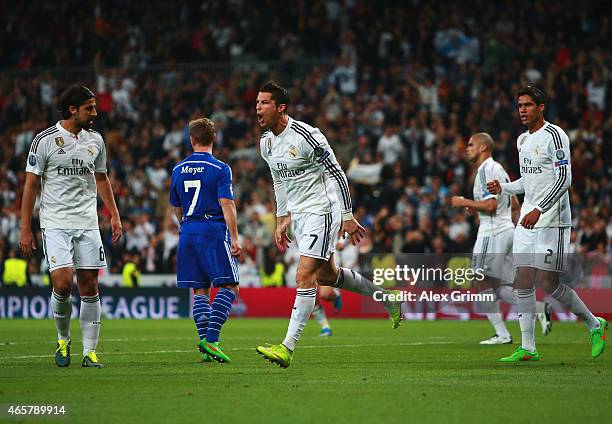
[0,318,610,424]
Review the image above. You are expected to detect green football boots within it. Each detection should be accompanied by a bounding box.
[591,317,608,359]
[198,340,231,363]
[386,290,403,329]
[256,344,293,368]
[499,347,540,362]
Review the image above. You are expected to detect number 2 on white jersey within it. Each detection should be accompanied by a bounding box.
[184,180,201,216]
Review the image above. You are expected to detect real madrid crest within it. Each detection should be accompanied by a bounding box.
[535,145,540,156]
[55,137,64,147]
[267,137,272,155]
[288,145,297,158]
[88,146,95,156]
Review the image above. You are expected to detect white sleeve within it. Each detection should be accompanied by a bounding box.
[535,130,572,213]
[480,163,498,200]
[94,138,108,173]
[304,129,353,220]
[25,136,48,176]
[260,139,288,217]
[500,178,524,195]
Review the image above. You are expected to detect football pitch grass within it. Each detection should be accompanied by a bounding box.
[1,318,610,424]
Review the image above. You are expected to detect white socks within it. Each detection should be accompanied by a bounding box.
[334,267,385,298]
[496,286,514,304]
[51,291,72,342]
[312,304,330,330]
[282,288,316,351]
[80,294,101,356]
[515,288,536,352]
[498,285,546,312]
[478,289,511,338]
[551,284,599,330]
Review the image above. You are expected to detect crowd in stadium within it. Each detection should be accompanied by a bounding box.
[0,0,610,283]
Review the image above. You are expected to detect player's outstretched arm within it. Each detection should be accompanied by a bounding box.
[219,198,242,257]
[19,172,40,258]
[450,196,497,215]
[95,172,123,242]
[487,178,524,195]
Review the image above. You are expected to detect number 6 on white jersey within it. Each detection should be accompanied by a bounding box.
[184,180,201,216]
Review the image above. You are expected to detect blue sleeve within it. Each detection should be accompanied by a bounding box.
[169,173,181,207]
[217,165,234,200]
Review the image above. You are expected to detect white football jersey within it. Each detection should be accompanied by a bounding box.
[472,157,514,236]
[260,117,352,219]
[25,122,107,229]
[501,121,571,228]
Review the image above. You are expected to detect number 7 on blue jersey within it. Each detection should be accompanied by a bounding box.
[184,180,201,216]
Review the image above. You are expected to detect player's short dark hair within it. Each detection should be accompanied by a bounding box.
[189,118,215,146]
[260,81,289,111]
[518,85,546,106]
[58,85,95,119]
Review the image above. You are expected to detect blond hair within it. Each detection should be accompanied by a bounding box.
[189,118,215,146]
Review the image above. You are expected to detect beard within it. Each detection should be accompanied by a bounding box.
[78,117,94,130]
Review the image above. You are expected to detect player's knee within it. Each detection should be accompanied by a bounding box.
[315,266,337,286]
[539,274,559,294]
[515,267,536,288]
[296,269,316,288]
[475,277,498,292]
[52,283,71,297]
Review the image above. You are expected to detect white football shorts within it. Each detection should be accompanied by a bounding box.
[512,225,570,272]
[472,227,514,281]
[41,228,107,272]
[291,209,341,261]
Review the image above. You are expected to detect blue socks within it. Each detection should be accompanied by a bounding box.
[206,288,236,343]
[193,294,211,341]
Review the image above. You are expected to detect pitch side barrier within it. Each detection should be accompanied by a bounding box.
[2,286,612,320]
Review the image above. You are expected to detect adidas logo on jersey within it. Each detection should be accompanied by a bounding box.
[58,149,66,154]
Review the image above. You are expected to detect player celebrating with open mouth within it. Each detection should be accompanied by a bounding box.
[255,82,402,368]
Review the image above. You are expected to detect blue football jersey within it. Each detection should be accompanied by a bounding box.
[170,152,234,240]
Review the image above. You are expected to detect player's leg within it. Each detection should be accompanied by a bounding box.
[314,288,333,336]
[50,268,74,367]
[203,284,238,363]
[496,267,552,335]
[500,226,539,362]
[200,238,239,363]
[176,233,214,362]
[475,277,512,344]
[316,254,402,329]
[472,234,512,344]
[73,229,108,368]
[535,227,606,357]
[193,288,212,342]
[193,288,212,361]
[43,229,75,367]
[315,210,402,328]
[76,269,103,368]
[320,282,343,312]
[542,272,600,330]
[256,254,321,368]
